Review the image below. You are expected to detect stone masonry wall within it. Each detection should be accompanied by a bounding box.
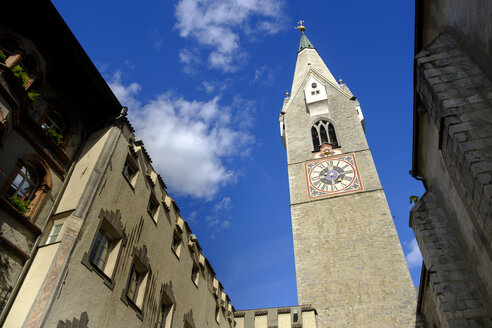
[291,189,416,327]
[410,190,490,327]
[414,33,492,313]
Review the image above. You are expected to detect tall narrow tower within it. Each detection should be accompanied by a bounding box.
[280,22,416,326]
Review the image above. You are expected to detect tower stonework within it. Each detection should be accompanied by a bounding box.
[280,27,416,327]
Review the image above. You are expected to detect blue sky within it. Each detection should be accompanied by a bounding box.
[52,0,424,310]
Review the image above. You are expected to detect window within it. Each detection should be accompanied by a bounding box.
[293,309,299,322]
[127,266,142,302]
[191,264,199,287]
[0,37,40,90]
[89,229,113,271]
[1,157,51,219]
[311,120,339,152]
[41,111,67,146]
[87,222,123,278]
[81,210,125,286]
[157,298,174,328]
[328,124,338,147]
[171,231,182,257]
[46,221,63,244]
[147,195,159,220]
[215,306,221,323]
[6,164,38,201]
[126,260,149,309]
[0,37,20,68]
[122,155,139,186]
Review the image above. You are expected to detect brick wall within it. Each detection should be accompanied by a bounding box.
[415,34,492,245]
[410,191,490,327]
[413,33,492,326]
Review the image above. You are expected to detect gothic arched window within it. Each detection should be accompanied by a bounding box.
[328,124,339,148]
[311,120,339,151]
[311,126,320,151]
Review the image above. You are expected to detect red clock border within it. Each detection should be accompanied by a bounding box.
[304,153,363,199]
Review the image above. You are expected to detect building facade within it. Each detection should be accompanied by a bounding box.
[279,23,416,327]
[0,1,238,327]
[411,0,492,327]
[0,1,450,327]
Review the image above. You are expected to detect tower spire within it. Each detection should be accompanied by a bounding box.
[295,20,315,52]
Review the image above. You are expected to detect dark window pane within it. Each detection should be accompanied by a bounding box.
[328,124,338,147]
[311,126,320,151]
[320,124,328,144]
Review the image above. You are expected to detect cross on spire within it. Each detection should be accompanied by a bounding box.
[295,20,306,32]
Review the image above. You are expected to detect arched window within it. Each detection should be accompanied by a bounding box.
[6,164,38,201]
[1,156,51,218]
[328,124,339,148]
[311,126,320,151]
[0,37,20,64]
[0,36,40,90]
[311,120,339,151]
[319,124,328,144]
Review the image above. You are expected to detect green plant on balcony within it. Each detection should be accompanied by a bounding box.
[46,128,64,145]
[0,50,6,64]
[8,196,31,215]
[12,65,29,86]
[27,90,40,107]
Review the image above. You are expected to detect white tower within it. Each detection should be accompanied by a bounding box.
[280,22,416,327]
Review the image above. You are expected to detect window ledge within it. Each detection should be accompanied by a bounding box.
[0,196,41,235]
[122,295,144,321]
[147,211,158,225]
[0,234,30,262]
[81,252,115,290]
[27,118,71,164]
[172,249,180,260]
[122,172,136,191]
[43,240,62,247]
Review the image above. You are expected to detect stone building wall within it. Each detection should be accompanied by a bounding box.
[412,1,492,325]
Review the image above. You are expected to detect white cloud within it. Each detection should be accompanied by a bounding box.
[175,0,286,71]
[202,81,215,93]
[214,196,231,211]
[253,65,275,86]
[405,238,423,269]
[108,74,254,200]
[109,72,141,109]
[187,211,198,224]
[149,29,163,51]
[206,215,231,236]
[206,216,220,227]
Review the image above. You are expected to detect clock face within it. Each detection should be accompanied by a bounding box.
[305,153,362,199]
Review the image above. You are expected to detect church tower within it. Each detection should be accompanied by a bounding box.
[280,22,416,327]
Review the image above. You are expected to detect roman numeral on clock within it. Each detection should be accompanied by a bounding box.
[307,155,362,197]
